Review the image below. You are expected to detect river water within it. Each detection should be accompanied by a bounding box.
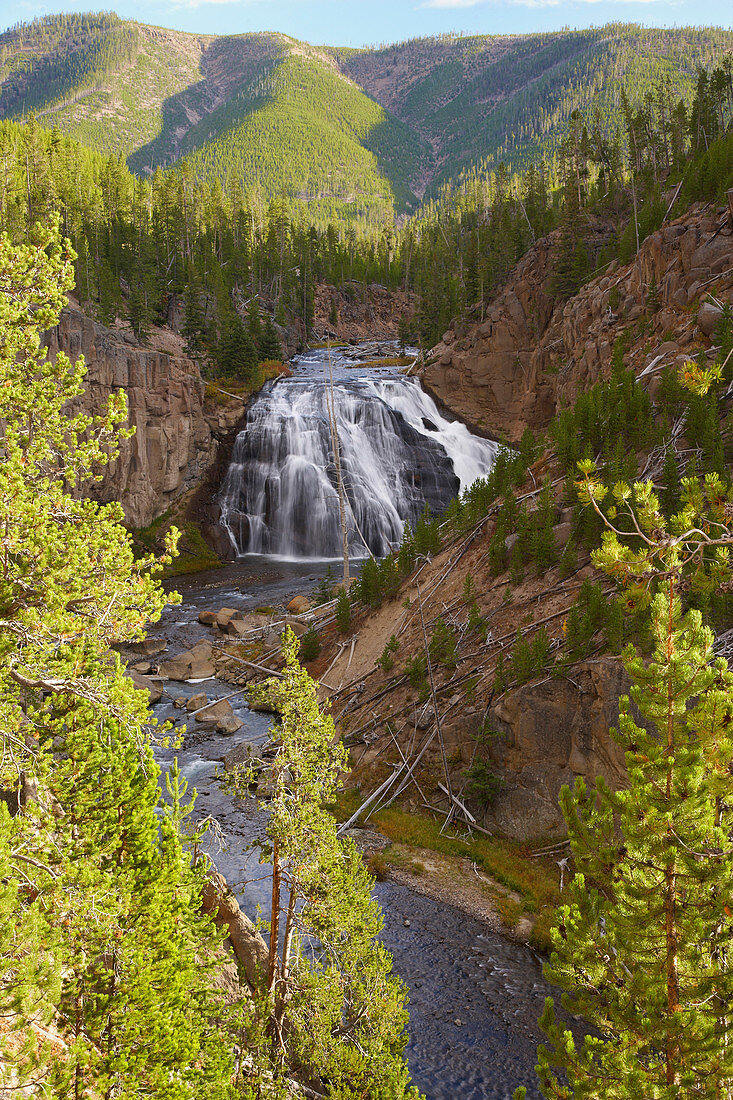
[149,347,560,1098]
[150,565,559,1100]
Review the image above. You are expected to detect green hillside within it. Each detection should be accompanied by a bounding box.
[177,53,428,222]
[0,16,426,219]
[0,14,208,157]
[336,25,733,196]
[1,15,733,219]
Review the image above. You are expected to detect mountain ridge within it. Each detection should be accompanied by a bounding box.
[2,15,733,221]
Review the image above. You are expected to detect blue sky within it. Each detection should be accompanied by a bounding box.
[2,0,732,46]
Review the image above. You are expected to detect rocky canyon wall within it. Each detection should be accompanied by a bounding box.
[46,307,244,529]
[322,199,733,840]
[424,202,733,442]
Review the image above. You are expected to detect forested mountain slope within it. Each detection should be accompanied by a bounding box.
[2,15,733,219]
[336,26,733,198]
[0,14,427,222]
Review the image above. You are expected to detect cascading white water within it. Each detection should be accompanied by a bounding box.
[219,351,497,560]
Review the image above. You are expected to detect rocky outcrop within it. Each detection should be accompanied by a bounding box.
[423,236,559,440]
[487,658,628,839]
[311,283,416,345]
[424,202,733,441]
[45,307,245,528]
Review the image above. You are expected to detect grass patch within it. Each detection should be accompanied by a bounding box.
[328,790,560,951]
[493,893,524,929]
[134,513,222,577]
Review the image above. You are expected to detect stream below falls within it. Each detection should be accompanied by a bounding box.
[150,562,560,1100]
[148,346,565,1096]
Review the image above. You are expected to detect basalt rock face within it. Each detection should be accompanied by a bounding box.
[423,235,560,442]
[424,202,733,443]
[486,658,630,839]
[46,307,244,529]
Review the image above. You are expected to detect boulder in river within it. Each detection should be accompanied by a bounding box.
[222,742,258,772]
[186,693,208,711]
[195,699,234,725]
[216,715,242,735]
[226,612,272,637]
[160,640,216,681]
[127,637,167,658]
[216,607,242,630]
[198,610,218,626]
[127,669,163,704]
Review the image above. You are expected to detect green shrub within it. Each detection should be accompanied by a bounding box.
[313,565,336,605]
[414,506,441,556]
[335,587,351,633]
[378,634,400,673]
[429,616,458,669]
[510,630,533,685]
[299,626,321,662]
[530,626,552,672]
[405,653,428,697]
[465,760,504,806]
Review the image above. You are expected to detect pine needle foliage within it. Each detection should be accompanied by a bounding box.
[0,220,233,1097]
[236,630,421,1099]
[516,464,733,1099]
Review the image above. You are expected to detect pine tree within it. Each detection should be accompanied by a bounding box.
[217,308,257,380]
[335,587,352,632]
[246,297,262,352]
[182,264,207,360]
[0,220,233,1096]
[660,446,681,517]
[516,467,733,1099]
[233,631,419,1097]
[259,313,282,361]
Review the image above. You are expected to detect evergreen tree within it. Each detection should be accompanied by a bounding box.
[233,631,420,1097]
[660,446,681,517]
[217,309,258,380]
[182,264,207,360]
[516,467,733,1099]
[246,297,262,352]
[335,586,352,632]
[0,220,232,1096]
[259,313,282,361]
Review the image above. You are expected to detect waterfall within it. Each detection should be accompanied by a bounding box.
[219,361,497,560]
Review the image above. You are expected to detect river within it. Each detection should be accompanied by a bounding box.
[148,574,558,1100]
[148,346,562,1098]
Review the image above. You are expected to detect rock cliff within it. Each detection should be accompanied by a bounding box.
[424,201,733,442]
[46,306,245,529]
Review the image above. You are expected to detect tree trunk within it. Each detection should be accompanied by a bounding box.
[201,867,269,997]
[325,347,350,586]
[664,579,680,1087]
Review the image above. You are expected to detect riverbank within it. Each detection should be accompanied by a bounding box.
[130,557,563,1099]
[339,799,560,952]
